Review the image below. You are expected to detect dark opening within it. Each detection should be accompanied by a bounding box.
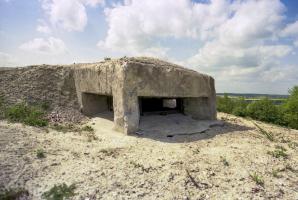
[81,93,113,116]
[139,97,183,115]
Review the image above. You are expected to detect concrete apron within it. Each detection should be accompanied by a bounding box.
[138,113,224,138]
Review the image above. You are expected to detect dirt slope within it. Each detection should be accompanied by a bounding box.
[0,113,297,199]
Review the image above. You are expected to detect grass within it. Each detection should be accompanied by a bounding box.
[42,183,76,200]
[254,123,274,142]
[267,146,288,159]
[250,172,264,186]
[288,142,298,149]
[0,188,29,200]
[50,123,80,133]
[36,149,46,159]
[81,125,94,132]
[272,169,282,178]
[5,103,48,127]
[220,156,229,166]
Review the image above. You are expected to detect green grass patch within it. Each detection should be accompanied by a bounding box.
[0,188,29,200]
[42,183,76,200]
[81,125,94,132]
[268,146,288,159]
[220,156,229,166]
[272,169,282,178]
[5,103,48,127]
[250,172,264,186]
[36,149,46,159]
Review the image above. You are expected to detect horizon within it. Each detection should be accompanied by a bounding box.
[1,0,298,94]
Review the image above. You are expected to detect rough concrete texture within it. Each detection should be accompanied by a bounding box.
[74,57,216,134]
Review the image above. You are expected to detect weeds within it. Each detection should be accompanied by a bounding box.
[250,172,264,186]
[272,169,282,178]
[36,149,46,159]
[82,125,94,132]
[288,142,298,149]
[98,148,120,158]
[130,161,153,173]
[220,156,229,166]
[254,123,274,142]
[5,103,48,127]
[42,183,76,200]
[50,123,79,133]
[268,146,288,159]
[0,188,29,200]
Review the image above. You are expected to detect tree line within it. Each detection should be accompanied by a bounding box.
[217,86,298,129]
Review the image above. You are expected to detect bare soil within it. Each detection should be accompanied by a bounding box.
[0,113,297,199]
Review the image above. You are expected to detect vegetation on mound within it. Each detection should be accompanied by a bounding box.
[4,103,48,127]
[36,148,46,159]
[217,86,298,129]
[42,184,76,200]
[250,172,264,186]
[0,188,29,200]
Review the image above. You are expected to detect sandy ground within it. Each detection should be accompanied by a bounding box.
[0,112,298,199]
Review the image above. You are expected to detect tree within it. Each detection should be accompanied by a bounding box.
[246,98,280,123]
[283,86,298,129]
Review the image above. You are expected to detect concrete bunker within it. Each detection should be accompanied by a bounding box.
[74,57,216,134]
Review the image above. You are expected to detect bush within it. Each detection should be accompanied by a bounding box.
[5,103,48,127]
[232,97,248,117]
[246,98,281,124]
[42,183,76,200]
[283,86,298,129]
[217,94,234,113]
[216,85,298,130]
[0,188,29,200]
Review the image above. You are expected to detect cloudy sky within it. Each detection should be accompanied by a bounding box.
[1,0,298,94]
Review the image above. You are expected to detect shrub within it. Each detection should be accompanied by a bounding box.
[283,86,298,129]
[232,97,248,117]
[0,188,29,200]
[217,94,234,113]
[36,149,46,159]
[246,98,281,124]
[82,125,94,132]
[5,103,48,127]
[42,183,76,200]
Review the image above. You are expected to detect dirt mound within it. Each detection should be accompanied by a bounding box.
[0,65,84,122]
[1,113,297,199]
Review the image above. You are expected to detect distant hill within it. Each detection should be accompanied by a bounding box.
[217,93,289,99]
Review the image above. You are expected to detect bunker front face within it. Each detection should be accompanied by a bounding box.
[74,57,216,134]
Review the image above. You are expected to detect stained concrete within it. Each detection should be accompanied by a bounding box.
[74,57,216,134]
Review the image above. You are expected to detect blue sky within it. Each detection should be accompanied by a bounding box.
[1,0,298,94]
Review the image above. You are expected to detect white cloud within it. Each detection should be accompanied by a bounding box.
[262,65,298,82]
[281,20,298,37]
[98,0,298,93]
[0,52,16,67]
[37,25,52,34]
[19,37,67,54]
[98,0,233,56]
[99,0,286,56]
[40,0,104,32]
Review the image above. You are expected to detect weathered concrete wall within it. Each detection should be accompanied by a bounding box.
[125,58,212,98]
[81,93,109,116]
